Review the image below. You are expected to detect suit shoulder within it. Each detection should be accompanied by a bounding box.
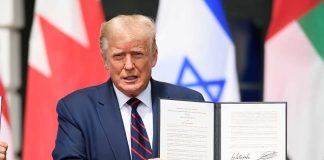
[57,82,107,110]
[161,81,198,93]
[153,80,204,101]
[62,84,102,101]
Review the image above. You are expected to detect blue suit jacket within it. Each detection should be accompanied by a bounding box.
[53,79,204,160]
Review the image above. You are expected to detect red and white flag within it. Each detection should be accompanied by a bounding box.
[0,79,15,160]
[24,0,108,159]
[265,1,324,159]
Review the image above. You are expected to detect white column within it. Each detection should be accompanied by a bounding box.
[0,0,24,159]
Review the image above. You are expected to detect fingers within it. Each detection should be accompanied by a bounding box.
[0,141,7,152]
[0,141,7,160]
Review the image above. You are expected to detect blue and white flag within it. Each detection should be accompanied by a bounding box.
[154,0,240,102]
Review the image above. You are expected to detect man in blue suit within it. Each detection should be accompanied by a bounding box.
[53,14,204,160]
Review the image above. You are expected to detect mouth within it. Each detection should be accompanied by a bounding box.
[123,76,138,83]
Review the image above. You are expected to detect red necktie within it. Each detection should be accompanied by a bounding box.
[127,98,153,160]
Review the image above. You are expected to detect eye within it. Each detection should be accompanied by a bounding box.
[112,53,125,60]
[133,52,144,59]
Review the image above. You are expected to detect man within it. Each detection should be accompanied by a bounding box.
[53,14,204,160]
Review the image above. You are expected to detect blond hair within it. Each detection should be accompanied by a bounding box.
[99,14,157,59]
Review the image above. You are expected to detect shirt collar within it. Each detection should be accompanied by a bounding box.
[113,82,152,109]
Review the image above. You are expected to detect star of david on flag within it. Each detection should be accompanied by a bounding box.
[154,0,240,102]
[176,57,225,102]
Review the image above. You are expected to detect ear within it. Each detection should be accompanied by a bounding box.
[105,63,110,70]
[101,52,110,70]
[151,48,158,67]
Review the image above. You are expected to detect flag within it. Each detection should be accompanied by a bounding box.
[265,1,324,160]
[153,0,240,102]
[0,79,15,160]
[24,0,108,159]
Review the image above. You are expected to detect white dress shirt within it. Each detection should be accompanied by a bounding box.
[113,82,153,156]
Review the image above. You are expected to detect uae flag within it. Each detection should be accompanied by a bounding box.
[265,1,324,160]
[24,0,108,159]
[154,0,240,102]
[0,80,15,160]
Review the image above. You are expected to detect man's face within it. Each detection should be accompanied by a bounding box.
[104,33,157,97]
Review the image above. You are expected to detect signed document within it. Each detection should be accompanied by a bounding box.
[221,103,286,160]
[159,99,286,160]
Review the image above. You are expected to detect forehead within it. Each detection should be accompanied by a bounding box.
[109,40,148,53]
[107,26,151,51]
[107,24,150,43]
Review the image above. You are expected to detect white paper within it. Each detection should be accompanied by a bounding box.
[221,103,286,160]
[160,99,215,160]
[160,100,286,160]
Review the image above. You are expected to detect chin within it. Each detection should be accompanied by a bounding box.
[118,81,147,96]
[121,86,141,97]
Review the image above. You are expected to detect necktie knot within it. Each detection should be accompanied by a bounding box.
[127,97,141,110]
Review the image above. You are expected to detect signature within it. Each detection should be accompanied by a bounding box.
[231,152,251,160]
[257,151,278,160]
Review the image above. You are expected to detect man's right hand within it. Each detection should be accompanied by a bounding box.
[0,141,8,160]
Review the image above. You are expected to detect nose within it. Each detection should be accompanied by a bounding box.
[124,54,134,70]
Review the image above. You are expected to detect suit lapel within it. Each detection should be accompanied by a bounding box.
[151,79,170,158]
[96,80,131,160]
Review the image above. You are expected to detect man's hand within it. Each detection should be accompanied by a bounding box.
[0,141,8,160]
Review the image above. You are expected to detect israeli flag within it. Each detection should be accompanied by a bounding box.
[154,0,240,102]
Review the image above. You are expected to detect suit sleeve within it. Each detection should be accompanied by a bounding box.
[52,99,87,160]
[198,93,205,102]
